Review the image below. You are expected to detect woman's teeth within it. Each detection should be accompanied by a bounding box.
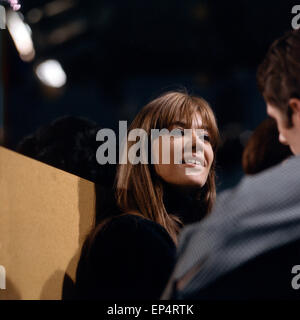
[185,159,203,165]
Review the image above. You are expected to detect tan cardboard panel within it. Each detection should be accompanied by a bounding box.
[0,147,95,299]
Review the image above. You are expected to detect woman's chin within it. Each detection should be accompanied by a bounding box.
[185,179,205,188]
[172,176,206,188]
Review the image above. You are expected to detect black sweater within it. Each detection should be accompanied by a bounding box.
[75,214,177,300]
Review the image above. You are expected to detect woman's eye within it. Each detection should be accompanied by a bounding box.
[171,128,185,136]
[203,134,210,142]
[197,132,210,142]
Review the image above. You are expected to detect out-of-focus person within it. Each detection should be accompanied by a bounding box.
[242,117,292,175]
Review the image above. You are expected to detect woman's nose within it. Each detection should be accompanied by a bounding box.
[191,130,205,151]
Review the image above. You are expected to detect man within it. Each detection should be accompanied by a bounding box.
[162,29,300,300]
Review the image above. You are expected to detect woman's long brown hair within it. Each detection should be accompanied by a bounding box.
[116,91,220,244]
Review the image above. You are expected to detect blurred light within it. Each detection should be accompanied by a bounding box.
[192,3,209,21]
[27,8,43,24]
[47,20,87,45]
[45,0,77,17]
[25,23,32,36]
[17,11,24,20]
[26,1,78,25]
[35,60,67,88]
[6,10,35,62]
[0,6,6,29]
[7,0,21,11]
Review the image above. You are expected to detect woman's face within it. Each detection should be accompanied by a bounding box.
[153,113,214,188]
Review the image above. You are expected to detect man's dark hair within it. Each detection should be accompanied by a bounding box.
[257,29,300,127]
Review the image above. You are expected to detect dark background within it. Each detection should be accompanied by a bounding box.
[0,0,296,190]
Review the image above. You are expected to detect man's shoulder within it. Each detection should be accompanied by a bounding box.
[241,155,300,191]
[180,155,300,243]
[215,155,300,215]
[173,156,300,291]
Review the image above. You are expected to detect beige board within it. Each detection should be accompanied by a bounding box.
[0,146,95,300]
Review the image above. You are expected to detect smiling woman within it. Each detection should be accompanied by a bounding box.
[116,91,220,235]
[75,91,220,300]
[96,120,213,168]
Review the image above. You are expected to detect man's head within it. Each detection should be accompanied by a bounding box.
[257,29,300,155]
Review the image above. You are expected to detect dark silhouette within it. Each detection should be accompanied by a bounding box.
[17,116,115,185]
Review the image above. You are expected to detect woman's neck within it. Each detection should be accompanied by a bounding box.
[162,182,207,225]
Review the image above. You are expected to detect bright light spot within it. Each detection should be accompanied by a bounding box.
[35,60,67,88]
[6,10,35,62]
[17,11,24,20]
[25,23,32,36]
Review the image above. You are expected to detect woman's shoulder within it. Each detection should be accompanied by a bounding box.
[76,213,177,300]
[94,213,175,248]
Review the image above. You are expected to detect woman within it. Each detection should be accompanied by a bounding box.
[75,91,220,300]
[242,118,292,175]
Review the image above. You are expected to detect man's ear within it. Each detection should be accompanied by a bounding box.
[288,98,300,126]
[289,98,300,115]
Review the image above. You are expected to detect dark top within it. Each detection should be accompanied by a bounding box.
[163,156,300,300]
[75,214,177,300]
[174,237,300,300]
